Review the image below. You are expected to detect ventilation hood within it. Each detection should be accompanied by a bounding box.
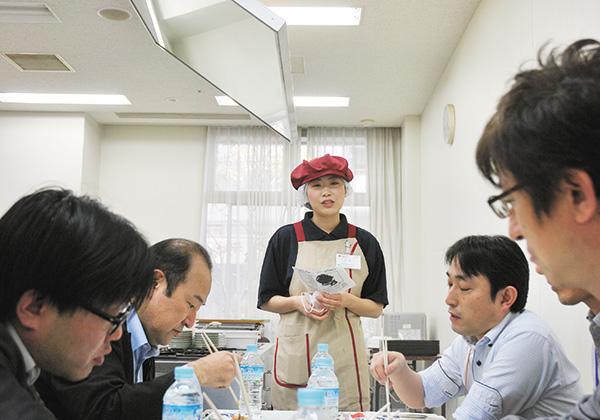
[130,0,297,142]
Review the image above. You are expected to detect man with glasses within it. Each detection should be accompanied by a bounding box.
[550,287,600,389]
[36,238,241,420]
[476,38,600,419]
[370,235,582,420]
[0,188,155,420]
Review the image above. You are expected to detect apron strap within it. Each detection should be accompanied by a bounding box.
[348,223,356,238]
[294,221,305,242]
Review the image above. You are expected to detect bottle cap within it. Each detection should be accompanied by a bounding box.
[297,388,324,406]
[246,344,258,352]
[315,357,333,368]
[317,343,329,352]
[174,365,195,380]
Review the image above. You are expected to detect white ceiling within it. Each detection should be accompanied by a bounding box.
[0,0,481,134]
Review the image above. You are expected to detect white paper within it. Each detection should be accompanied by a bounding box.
[293,266,356,294]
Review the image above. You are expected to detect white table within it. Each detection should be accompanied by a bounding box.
[203,409,446,419]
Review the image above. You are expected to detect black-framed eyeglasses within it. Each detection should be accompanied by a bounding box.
[80,302,134,335]
[487,184,524,218]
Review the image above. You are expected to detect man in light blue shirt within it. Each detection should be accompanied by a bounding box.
[371,235,582,420]
[126,311,160,384]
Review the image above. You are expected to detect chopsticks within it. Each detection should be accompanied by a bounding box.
[203,392,226,420]
[199,330,240,407]
[381,320,391,419]
[366,402,390,420]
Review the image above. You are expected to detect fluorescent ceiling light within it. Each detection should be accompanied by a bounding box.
[0,93,131,105]
[215,96,239,106]
[294,96,350,107]
[268,7,362,26]
[217,95,350,108]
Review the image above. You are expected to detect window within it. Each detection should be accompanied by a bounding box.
[201,126,370,320]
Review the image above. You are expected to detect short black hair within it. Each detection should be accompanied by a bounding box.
[150,239,212,297]
[0,188,154,321]
[476,39,600,217]
[445,235,529,313]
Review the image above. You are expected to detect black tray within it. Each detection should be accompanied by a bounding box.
[384,339,439,357]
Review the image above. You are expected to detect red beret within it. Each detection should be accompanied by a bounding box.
[290,154,354,189]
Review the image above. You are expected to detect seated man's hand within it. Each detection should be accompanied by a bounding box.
[370,350,407,387]
[188,351,242,388]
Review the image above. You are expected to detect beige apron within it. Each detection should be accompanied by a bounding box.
[272,222,370,411]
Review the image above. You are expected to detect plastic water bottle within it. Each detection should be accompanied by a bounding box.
[239,344,264,419]
[162,365,202,420]
[311,343,334,374]
[307,358,339,420]
[293,388,326,420]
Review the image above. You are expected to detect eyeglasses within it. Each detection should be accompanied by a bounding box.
[80,302,134,335]
[487,184,524,218]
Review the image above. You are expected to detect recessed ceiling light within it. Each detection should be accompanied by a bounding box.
[97,8,131,22]
[361,119,375,127]
[294,97,350,107]
[268,7,362,26]
[0,93,131,105]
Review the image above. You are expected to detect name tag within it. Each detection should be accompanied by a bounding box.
[336,253,361,269]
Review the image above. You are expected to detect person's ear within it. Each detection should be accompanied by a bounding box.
[15,289,45,330]
[151,269,168,295]
[499,286,518,311]
[565,169,598,224]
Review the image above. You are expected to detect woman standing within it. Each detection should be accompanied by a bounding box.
[258,154,388,411]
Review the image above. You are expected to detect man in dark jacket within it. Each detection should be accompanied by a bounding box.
[0,188,155,420]
[36,238,240,420]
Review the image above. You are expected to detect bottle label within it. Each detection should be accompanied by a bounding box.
[323,388,339,410]
[162,404,202,420]
[241,365,264,382]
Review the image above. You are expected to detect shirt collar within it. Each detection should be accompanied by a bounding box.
[6,322,40,386]
[127,310,158,355]
[462,310,519,347]
[302,212,349,239]
[127,311,159,383]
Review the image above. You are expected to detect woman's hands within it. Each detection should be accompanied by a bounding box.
[316,291,348,311]
[296,294,329,321]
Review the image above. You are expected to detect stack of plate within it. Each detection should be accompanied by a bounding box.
[167,329,193,350]
[193,331,226,350]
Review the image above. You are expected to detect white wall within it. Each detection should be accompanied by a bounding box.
[0,112,89,213]
[81,115,102,197]
[98,125,208,245]
[410,0,600,394]
[401,116,423,313]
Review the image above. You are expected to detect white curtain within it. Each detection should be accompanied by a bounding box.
[366,128,403,313]
[199,126,301,333]
[199,126,402,340]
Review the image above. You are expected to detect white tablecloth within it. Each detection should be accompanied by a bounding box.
[203,409,445,419]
